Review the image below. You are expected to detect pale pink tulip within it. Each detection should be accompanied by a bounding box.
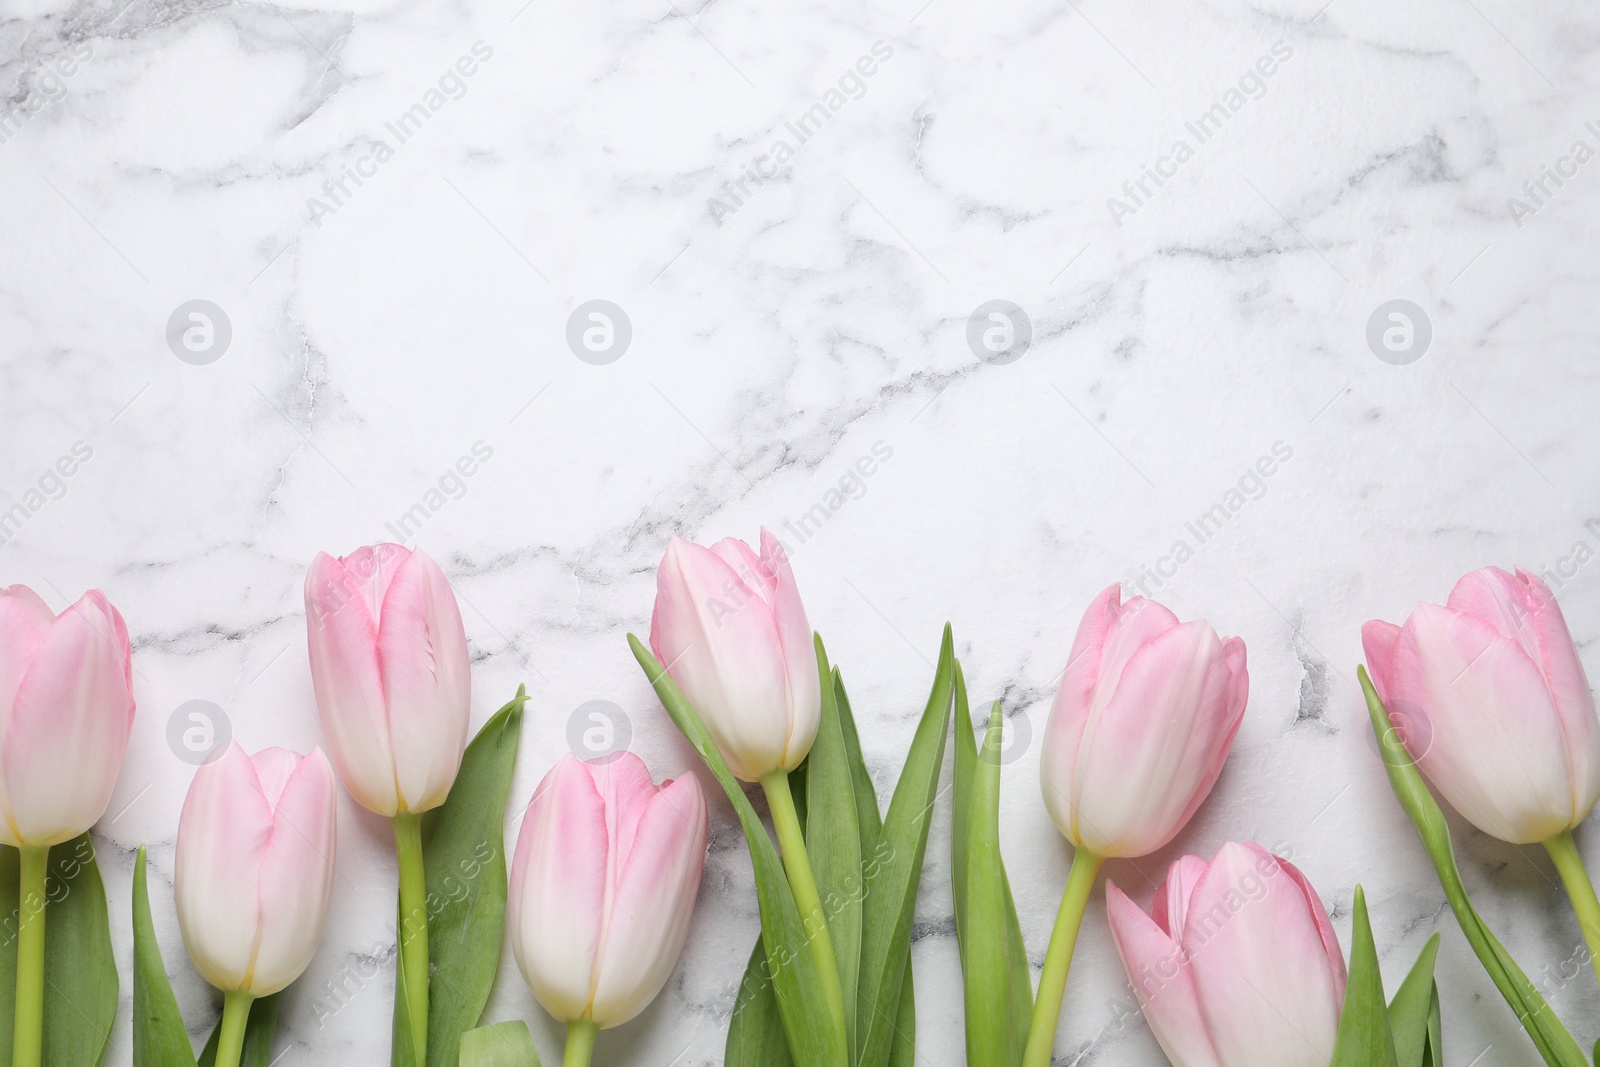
[1107,842,1346,1067]
[1040,585,1248,858]
[1363,566,1600,845]
[508,753,707,1028]
[649,530,819,782]
[304,544,470,816]
[0,586,135,847]
[175,743,337,997]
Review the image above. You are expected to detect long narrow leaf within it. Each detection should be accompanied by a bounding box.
[1360,666,1587,1067]
[805,636,864,1050]
[132,847,197,1067]
[856,625,955,1067]
[1331,885,1398,1067]
[725,936,795,1067]
[962,699,1032,1067]
[1388,934,1440,1067]
[1425,984,1443,1067]
[631,634,845,1067]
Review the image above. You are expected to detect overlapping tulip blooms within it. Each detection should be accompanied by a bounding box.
[1024,584,1248,1067]
[1107,843,1347,1067]
[176,743,337,1062]
[509,752,707,1057]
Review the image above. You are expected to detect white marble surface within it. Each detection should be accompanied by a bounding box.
[3,0,1600,1062]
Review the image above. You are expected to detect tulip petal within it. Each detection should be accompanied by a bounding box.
[1040,585,1122,843]
[1185,844,1341,1067]
[1152,853,1211,942]
[1360,620,1403,706]
[175,743,272,991]
[3,591,134,845]
[761,528,819,771]
[509,755,608,1021]
[250,748,337,995]
[650,538,790,781]
[0,586,54,728]
[591,773,707,1026]
[1514,570,1600,824]
[710,537,778,603]
[1396,603,1574,843]
[377,549,470,813]
[1106,880,1222,1067]
[306,552,399,815]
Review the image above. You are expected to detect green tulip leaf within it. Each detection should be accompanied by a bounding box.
[1425,983,1443,1067]
[803,635,864,1050]
[631,634,846,1067]
[197,996,279,1067]
[0,833,118,1067]
[1387,933,1440,1067]
[458,1020,541,1066]
[855,625,954,1067]
[725,935,795,1067]
[391,686,529,1067]
[956,688,1033,1067]
[1331,885,1398,1067]
[132,846,198,1067]
[1360,665,1587,1067]
[837,668,917,1067]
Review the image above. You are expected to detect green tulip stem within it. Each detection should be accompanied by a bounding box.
[393,812,430,1067]
[1022,847,1105,1067]
[1543,829,1600,988]
[760,768,848,1052]
[12,844,48,1067]
[563,1018,599,1067]
[214,990,254,1067]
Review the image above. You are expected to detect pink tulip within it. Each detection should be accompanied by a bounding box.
[175,743,337,997]
[649,530,819,782]
[0,586,135,847]
[1107,843,1347,1067]
[1363,566,1600,845]
[1040,585,1248,858]
[304,544,471,816]
[508,753,708,1028]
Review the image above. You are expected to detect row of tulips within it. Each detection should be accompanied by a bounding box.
[4,535,1600,1067]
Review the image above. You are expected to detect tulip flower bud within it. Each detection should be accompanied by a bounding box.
[508,753,707,1028]
[0,586,135,847]
[1040,585,1248,858]
[1363,566,1600,845]
[1107,842,1347,1067]
[649,530,819,782]
[304,544,471,816]
[175,743,337,997]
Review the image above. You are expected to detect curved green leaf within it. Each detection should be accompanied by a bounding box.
[1388,933,1440,1067]
[1360,666,1587,1067]
[132,846,197,1067]
[459,1021,540,1066]
[856,625,954,1067]
[725,935,794,1067]
[631,634,845,1067]
[961,699,1032,1067]
[1332,885,1397,1067]
[805,637,864,1050]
